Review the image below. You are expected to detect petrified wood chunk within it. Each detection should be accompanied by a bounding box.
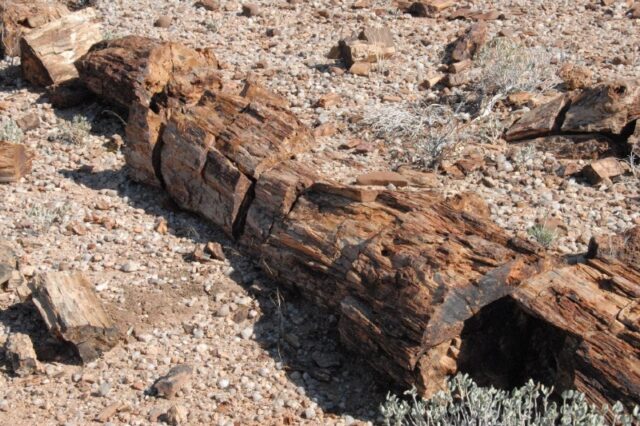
[450,22,487,62]
[0,141,32,183]
[29,271,120,362]
[0,0,69,57]
[561,81,640,135]
[504,95,569,142]
[512,227,640,407]
[20,8,102,86]
[77,36,219,111]
[159,89,312,237]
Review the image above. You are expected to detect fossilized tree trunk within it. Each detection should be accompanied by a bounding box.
[0,0,69,57]
[20,8,102,86]
[76,36,640,408]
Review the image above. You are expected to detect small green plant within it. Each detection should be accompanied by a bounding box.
[0,118,24,143]
[57,116,92,145]
[381,374,640,426]
[527,223,557,249]
[24,202,71,235]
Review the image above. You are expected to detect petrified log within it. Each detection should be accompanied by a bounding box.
[20,8,102,87]
[259,185,546,393]
[0,0,69,57]
[511,227,640,408]
[76,35,219,111]
[0,141,32,183]
[81,38,640,406]
[29,271,120,362]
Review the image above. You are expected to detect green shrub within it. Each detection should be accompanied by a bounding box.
[380,374,640,426]
[0,118,24,143]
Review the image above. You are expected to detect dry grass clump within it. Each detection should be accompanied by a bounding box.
[363,101,462,169]
[56,115,92,145]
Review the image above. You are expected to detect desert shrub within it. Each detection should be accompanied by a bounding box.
[363,101,462,169]
[0,118,24,143]
[56,115,92,145]
[473,38,559,116]
[380,374,640,426]
[527,224,557,249]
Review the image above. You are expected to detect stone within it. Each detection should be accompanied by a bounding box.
[4,333,39,376]
[153,365,193,398]
[164,405,188,426]
[205,242,225,260]
[16,113,40,131]
[241,4,260,17]
[450,22,487,62]
[315,93,341,108]
[355,171,409,187]
[582,157,627,184]
[558,63,593,90]
[95,403,122,423]
[154,16,172,28]
[349,62,370,76]
[195,0,220,11]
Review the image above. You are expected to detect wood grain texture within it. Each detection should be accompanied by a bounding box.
[20,8,102,86]
[77,35,219,111]
[0,141,32,183]
[0,0,69,57]
[29,271,120,363]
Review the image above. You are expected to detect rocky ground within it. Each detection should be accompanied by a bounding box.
[0,0,639,425]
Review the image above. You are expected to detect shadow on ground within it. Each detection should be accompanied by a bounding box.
[60,163,392,422]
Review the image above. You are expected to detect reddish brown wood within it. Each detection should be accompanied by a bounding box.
[0,0,69,57]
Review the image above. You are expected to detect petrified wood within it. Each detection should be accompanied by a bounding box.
[0,141,32,183]
[20,8,102,86]
[76,35,219,111]
[79,38,640,407]
[511,227,640,408]
[29,271,120,362]
[0,0,69,57]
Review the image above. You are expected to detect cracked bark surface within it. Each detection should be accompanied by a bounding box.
[78,37,640,406]
[511,226,640,408]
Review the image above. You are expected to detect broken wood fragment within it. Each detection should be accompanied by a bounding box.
[582,157,628,184]
[153,364,193,398]
[0,142,32,183]
[0,0,69,57]
[29,271,120,363]
[4,333,39,376]
[20,8,102,86]
[450,22,487,62]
